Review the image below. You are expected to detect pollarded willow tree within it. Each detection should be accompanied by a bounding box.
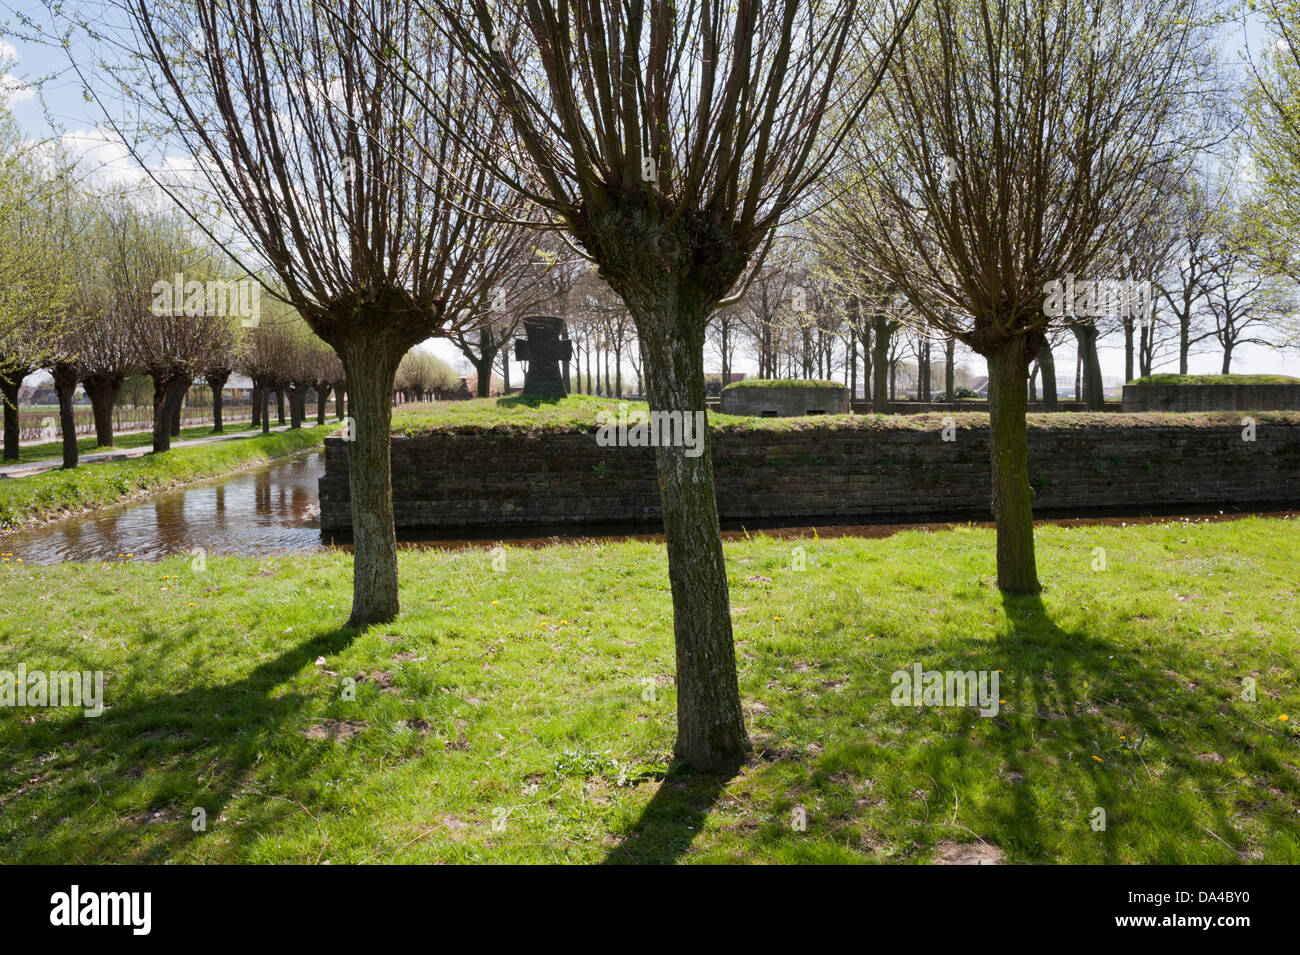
[80,0,534,625]
[819,0,1219,593]
[426,0,918,772]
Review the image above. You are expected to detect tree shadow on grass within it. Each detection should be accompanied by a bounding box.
[0,625,361,863]
[600,764,735,865]
[894,591,1294,863]
[600,592,1298,865]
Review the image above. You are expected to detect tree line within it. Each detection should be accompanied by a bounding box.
[7,0,1299,774]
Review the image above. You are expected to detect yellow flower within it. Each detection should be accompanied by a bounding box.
[1279,714,1289,722]
[490,600,498,606]
[1091,755,1104,763]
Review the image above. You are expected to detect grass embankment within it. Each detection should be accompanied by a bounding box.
[1132,374,1300,386]
[12,421,259,465]
[0,426,328,532]
[1,516,1296,863]
[723,378,842,390]
[391,395,1300,436]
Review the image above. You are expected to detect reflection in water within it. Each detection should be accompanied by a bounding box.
[6,452,328,564]
[3,447,1294,565]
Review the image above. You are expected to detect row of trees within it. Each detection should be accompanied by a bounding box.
[0,153,351,466]
[18,0,1290,774]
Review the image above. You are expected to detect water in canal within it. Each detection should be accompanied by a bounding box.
[2,450,1292,564]
[4,452,328,564]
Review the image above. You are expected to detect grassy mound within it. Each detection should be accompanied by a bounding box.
[722,378,844,390]
[1131,374,1300,386]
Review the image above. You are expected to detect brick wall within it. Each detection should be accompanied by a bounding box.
[319,419,1300,531]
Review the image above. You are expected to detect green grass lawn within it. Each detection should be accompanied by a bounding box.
[1132,374,1300,386]
[11,420,260,465]
[393,395,1300,435]
[1,515,1296,863]
[0,426,328,532]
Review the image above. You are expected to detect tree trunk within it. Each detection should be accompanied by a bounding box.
[474,356,493,398]
[52,363,80,469]
[169,378,188,437]
[635,292,749,774]
[1071,324,1105,410]
[1037,340,1058,411]
[986,342,1040,594]
[945,337,955,401]
[276,386,286,425]
[206,370,230,433]
[1123,315,1135,383]
[848,335,857,402]
[871,317,891,413]
[1179,314,1190,375]
[82,374,122,447]
[288,384,304,429]
[317,383,331,425]
[251,383,263,429]
[861,327,872,402]
[151,373,189,453]
[336,387,346,420]
[339,338,405,627]
[261,380,273,434]
[1,369,26,461]
[1221,344,1233,374]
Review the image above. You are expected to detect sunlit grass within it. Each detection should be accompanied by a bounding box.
[12,420,261,465]
[1,515,1295,863]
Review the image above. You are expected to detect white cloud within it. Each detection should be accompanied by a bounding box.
[0,73,33,104]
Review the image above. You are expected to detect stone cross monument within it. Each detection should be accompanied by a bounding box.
[514,316,573,398]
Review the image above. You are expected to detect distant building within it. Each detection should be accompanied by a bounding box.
[17,386,59,405]
[967,376,989,397]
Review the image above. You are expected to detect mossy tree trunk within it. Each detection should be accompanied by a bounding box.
[634,287,749,774]
[985,341,1040,594]
[586,208,751,775]
[337,333,406,627]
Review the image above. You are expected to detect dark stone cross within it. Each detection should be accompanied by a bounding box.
[514,316,573,398]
